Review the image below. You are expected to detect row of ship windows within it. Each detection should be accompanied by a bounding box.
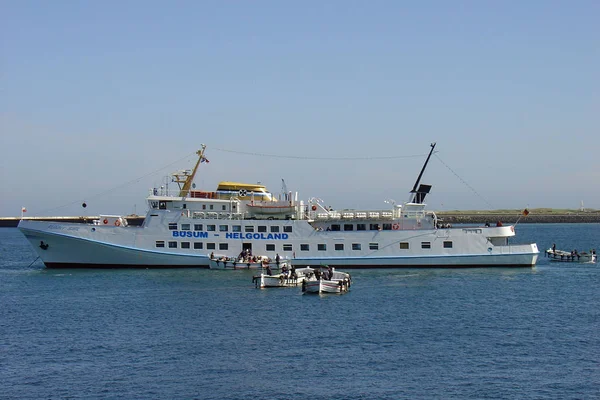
[169,223,293,233]
[320,223,398,231]
[158,203,232,211]
[168,223,417,233]
[155,241,454,250]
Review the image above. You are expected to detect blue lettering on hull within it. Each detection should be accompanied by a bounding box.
[170,231,287,240]
[225,233,289,240]
[172,231,208,238]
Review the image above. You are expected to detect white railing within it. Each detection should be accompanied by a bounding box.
[313,209,400,220]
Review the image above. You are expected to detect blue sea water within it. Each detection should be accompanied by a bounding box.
[1,224,599,400]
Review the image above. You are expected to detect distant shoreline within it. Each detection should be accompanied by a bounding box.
[436,212,600,224]
[1,211,600,228]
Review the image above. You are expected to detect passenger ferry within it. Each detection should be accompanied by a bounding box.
[18,143,539,268]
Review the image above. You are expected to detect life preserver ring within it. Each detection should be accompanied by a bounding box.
[103,219,108,225]
[392,223,400,230]
[311,205,317,211]
[114,220,121,227]
[239,189,247,197]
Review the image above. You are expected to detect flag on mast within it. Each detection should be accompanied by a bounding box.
[22,207,27,213]
[522,209,529,216]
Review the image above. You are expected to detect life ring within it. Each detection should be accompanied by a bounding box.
[114,220,121,227]
[103,219,108,225]
[239,189,247,197]
[392,223,400,230]
[311,205,317,211]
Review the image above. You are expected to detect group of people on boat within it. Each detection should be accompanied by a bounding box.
[311,266,334,281]
[484,221,503,227]
[236,249,255,263]
[548,243,597,261]
[264,263,298,281]
[235,249,277,266]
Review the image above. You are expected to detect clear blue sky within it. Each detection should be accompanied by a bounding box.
[2,1,599,217]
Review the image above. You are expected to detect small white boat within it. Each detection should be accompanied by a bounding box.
[302,267,351,294]
[546,248,596,263]
[208,254,290,270]
[253,267,316,288]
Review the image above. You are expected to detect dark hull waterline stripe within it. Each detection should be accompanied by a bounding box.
[299,264,535,269]
[44,263,211,269]
[41,262,532,269]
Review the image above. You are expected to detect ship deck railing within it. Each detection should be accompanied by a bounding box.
[149,188,277,201]
[309,209,432,221]
[312,210,402,220]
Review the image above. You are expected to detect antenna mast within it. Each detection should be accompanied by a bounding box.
[411,142,436,194]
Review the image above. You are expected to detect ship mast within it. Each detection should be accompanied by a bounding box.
[173,144,207,197]
[409,142,436,204]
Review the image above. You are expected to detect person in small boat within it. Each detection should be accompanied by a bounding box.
[572,250,579,260]
[552,244,556,254]
[210,252,214,260]
[496,221,503,227]
[290,265,297,281]
[265,265,272,276]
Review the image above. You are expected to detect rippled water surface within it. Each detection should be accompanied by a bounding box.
[1,225,599,399]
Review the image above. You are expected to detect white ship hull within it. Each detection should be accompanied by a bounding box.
[19,223,208,268]
[19,220,538,268]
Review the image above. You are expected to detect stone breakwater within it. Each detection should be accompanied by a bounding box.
[437,213,600,224]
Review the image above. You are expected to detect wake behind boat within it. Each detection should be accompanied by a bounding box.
[18,143,539,269]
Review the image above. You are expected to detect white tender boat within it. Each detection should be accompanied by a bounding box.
[302,267,351,294]
[18,143,539,268]
[545,248,597,263]
[208,254,289,270]
[253,266,316,288]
